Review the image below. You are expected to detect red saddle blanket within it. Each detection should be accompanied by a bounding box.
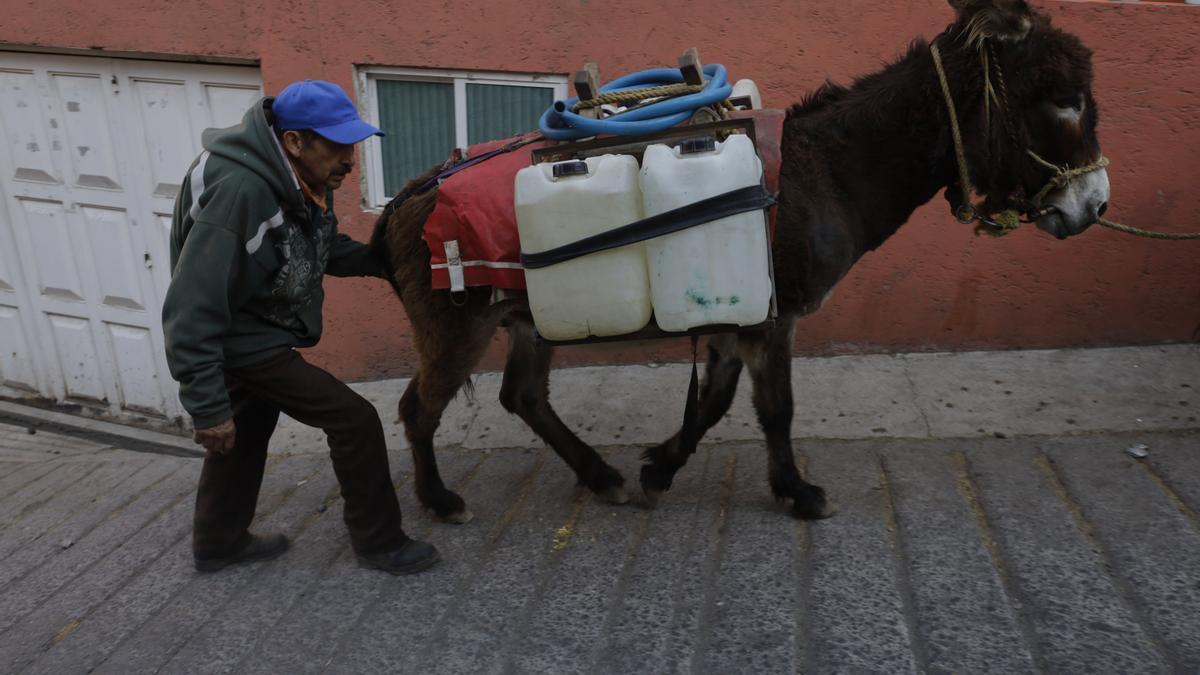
[423,109,785,291]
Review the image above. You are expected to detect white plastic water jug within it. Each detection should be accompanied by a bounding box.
[640,134,773,332]
[515,154,652,340]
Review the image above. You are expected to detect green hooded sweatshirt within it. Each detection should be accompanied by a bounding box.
[162,97,384,428]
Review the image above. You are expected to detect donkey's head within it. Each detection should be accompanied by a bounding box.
[946,0,1109,239]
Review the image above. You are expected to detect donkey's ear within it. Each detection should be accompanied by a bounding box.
[949,0,1034,44]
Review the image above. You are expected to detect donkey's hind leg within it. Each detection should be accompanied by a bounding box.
[740,322,834,520]
[500,318,628,504]
[640,332,744,505]
[399,296,498,523]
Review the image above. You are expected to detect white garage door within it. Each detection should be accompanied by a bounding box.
[0,51,262,427]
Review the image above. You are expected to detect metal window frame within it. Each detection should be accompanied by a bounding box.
[356,66,567,209]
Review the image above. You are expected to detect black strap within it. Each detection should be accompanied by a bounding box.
[419,134,543,194]
[382,134,544,213]
[520,184,777,270]
[678,335,702,456]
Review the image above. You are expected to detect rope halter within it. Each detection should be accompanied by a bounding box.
[930,40,1109,237]
[1025,149,1110,209]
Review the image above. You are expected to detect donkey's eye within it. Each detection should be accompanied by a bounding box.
[1053,93,1084,111]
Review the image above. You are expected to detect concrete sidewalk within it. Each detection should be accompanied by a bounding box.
[271,344,1200,453]
[0,344,1197,673]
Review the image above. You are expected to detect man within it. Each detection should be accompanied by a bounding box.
[163,79,439,575]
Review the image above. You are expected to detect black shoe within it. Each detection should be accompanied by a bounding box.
[356,538,441,575]
[194,532,290,573]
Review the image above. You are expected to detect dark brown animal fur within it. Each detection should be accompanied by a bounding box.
[371,0,1104,521]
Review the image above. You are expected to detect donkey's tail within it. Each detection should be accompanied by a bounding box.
[370,165,443,300]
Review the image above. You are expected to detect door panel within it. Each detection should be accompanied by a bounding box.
[0,304,38,390]
[0,51,262,423]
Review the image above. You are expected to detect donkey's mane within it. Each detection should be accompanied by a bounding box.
[786,39,935,127]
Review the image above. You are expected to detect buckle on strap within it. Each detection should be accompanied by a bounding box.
[443,240,466,293]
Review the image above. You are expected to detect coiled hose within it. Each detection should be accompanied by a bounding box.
[538,64,732,141]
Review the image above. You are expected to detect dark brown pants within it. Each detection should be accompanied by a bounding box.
[192,350,407,559]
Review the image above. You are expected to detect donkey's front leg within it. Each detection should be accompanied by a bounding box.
[640,332,744,504]
[500,319,628,504]
[741,323,835,520]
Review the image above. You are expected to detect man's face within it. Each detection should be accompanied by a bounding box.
[282,130,356,193]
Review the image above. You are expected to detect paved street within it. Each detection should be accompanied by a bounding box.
[1,345,1198,674]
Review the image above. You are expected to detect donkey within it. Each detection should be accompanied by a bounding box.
[372,0,1110,523]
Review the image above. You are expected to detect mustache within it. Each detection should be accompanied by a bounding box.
[331,165,353,177]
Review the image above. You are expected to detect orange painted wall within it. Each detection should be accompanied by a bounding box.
[4,0,1197,380]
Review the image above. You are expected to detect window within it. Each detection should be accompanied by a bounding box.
[358,67,568,208]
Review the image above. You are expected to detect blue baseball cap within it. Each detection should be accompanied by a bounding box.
[273,79,385,144]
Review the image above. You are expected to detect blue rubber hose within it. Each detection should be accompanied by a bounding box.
[539,64,733,141]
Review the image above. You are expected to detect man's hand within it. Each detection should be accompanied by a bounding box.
[194,419,237,454]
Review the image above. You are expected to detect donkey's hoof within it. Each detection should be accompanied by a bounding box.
[422,488,469,523]
[439,509,474,525]
[643,489,662,509]
[596,485,630,505]
[792,495,837,520]
[639,463,675,500]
